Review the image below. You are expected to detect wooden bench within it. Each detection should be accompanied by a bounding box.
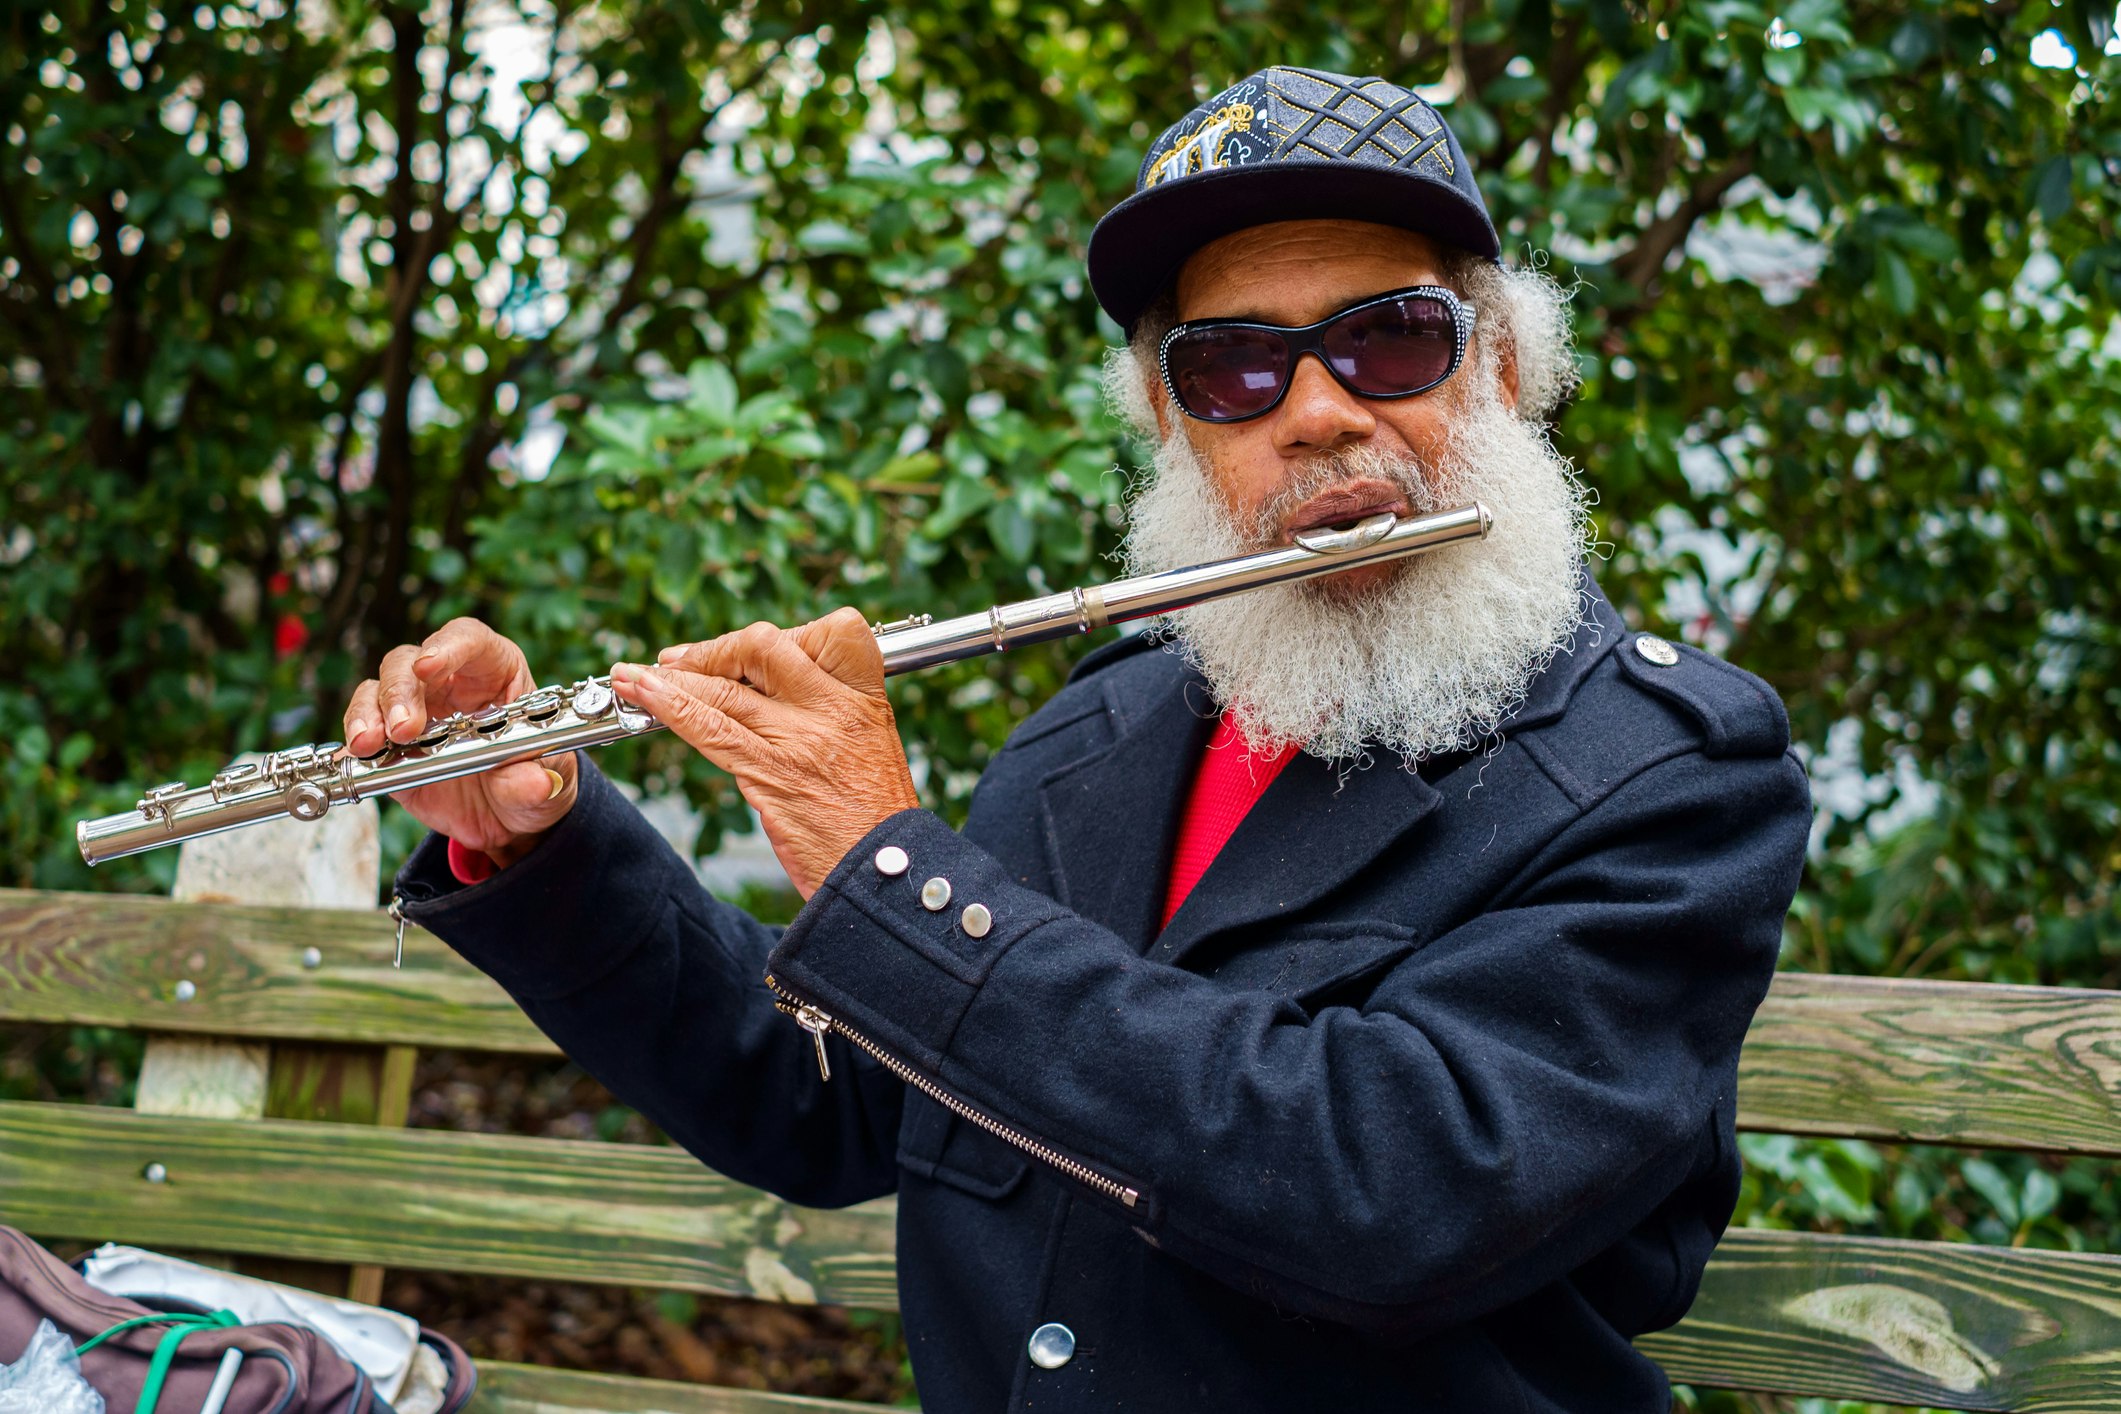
[4,882,2120,1411]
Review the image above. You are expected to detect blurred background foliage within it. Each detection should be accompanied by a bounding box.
[4,0,2120,1408]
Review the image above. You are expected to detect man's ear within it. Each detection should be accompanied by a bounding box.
[1150,371,1174,441]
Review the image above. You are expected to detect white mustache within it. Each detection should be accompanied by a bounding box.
[1121,388,1592,765]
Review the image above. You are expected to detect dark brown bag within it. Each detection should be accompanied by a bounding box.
[0,1228,475,1413]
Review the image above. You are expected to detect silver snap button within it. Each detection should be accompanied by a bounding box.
[874,845,909,878]
[172,979,196,1002]
[142,1163,168,1184]
[1634,633,1679,667]
[920,877,952,911]
[961,903,993,938]
[301,946,323,970]
[1027,1322,1075,1370]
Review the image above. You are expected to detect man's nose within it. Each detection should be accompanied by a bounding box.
[1270,352,1376,453]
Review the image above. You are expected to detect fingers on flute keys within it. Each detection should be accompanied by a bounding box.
[343,679,387,758]
[356,618,530,749]
[656,611,877,699]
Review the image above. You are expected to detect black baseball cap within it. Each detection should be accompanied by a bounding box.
[1087,66,1501,334]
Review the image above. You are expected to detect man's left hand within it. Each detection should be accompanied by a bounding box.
[610,608,920,899]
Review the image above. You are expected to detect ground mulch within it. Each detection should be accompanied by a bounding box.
[392,1049,915,1404]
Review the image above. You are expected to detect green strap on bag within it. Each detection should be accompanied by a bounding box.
[77,1309,241,1414]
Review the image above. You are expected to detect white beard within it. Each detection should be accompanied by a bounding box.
[1118,387,1592,765]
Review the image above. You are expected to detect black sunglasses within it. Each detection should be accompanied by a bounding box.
[1158,285,1478,424]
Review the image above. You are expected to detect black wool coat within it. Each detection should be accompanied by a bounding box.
[395,575,1812,1413]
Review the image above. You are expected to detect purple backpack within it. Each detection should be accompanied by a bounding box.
[0,1227,475,1413]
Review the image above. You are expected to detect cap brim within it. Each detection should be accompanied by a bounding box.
[1087,162,1502,334]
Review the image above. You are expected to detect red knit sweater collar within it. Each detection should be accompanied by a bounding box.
[1161,716,1297,929]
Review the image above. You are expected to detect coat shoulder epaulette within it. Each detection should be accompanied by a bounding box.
[1519,630,1792,812]
[1608,635,1790,760]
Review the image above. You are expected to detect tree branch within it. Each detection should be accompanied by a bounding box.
[1608,154,1755,318]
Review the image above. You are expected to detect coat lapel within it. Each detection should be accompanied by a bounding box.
[1150,748,1441,967]
[1148,570,1628,968]
[1036,654,1217,952]
[1039,568,1628,967]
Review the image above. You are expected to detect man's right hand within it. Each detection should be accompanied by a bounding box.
[342,617,578,866]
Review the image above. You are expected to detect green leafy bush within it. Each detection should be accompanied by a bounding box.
[6,4,2119,1408]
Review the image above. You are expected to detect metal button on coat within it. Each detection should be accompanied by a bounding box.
[961,903,993,938]
[1027,1322,1075,1370]
[921,877,952,911]
[874,845,909,877]
[1634,633,1679,667]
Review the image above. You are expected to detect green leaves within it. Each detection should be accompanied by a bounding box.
[2033,156,2074,223]
[8,1,2120,1049]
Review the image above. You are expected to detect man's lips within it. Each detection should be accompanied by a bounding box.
[1278,478,1412,544]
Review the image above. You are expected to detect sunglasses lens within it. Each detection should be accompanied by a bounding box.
[1322,295,1456,396]
[1165,327,1291,421]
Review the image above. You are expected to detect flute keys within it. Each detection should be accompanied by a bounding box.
[571,681,614,718]
[209,762,261,800]
[265,745,316,776]
[617,702,654,733]
[470,705,511,733]
[139,783,188,823]
[518,689,562,722]
[284,781,331,821]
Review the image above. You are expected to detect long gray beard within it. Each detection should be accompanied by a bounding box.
[1119,392,1592,765]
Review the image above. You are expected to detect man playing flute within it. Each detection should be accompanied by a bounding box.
[350,67,1812,1413]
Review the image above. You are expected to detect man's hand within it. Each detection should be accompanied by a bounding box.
[343,618,579,865]
[611,607,920,898]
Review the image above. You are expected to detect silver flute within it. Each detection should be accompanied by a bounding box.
[77,502,1490,867]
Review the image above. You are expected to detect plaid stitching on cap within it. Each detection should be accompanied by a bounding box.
[1266,69,1454,175]
[1090,63,1501,329]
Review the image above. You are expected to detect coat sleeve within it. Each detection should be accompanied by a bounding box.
[392,756,905,1210]
[763,745,1811,1335]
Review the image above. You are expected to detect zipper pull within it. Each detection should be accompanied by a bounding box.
[795,1004,834,1082]
[387,894,408,969]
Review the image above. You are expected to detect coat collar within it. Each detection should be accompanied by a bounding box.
[1496,570,1629,736]
[1035,653,1216,951]
[1035,569,1627,964]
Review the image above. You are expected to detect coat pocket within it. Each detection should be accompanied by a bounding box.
[895,1091,1030,1201]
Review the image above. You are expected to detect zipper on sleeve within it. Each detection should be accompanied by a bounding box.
[766,973,1141,1210]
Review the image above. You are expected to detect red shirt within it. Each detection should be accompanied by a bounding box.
[447,837,499,885]
[1160,717,1297,929]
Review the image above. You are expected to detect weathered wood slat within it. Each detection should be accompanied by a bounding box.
[20,890,2121,1153]
[15,885,2121,1156]
[1736,972,2121,1157]
[13,888,2121,1158]
[469,1362,901,1413]
[0,1101,897,1310]
[1645,1229,2121,1411]
[0,888,557,1054]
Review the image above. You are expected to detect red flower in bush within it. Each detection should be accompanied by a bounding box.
[275,612,309,658]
